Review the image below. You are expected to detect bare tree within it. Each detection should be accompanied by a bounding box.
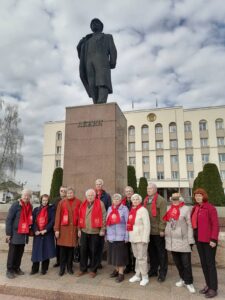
[0,99,23,181]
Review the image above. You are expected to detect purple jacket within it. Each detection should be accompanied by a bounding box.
[106,204,129,242]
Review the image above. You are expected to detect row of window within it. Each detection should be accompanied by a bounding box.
[128,118,224,136]
[129,153,225,165]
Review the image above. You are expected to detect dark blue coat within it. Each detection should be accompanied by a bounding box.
[31,205,56,262]
[5,201,31,245]
[100,190,111,211]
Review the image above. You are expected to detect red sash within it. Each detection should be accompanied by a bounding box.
[144,193,158,217]
[36,206,48,231]
[61,198,80,226]
[79,199,102,228]
[106,204,121,226]
[127,204,142,231]
[18,200,33,234]
[95,189,102,201]
[163,202,184,222]
[191,205,200,229]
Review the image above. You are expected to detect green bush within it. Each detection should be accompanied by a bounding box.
[49,167,63,202]
[138,177,148,200]
[127,165,137,193]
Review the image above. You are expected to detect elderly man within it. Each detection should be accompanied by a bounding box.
[5,189,33,279]
[143,183,168,282]
[54,187,81,276]
[77,189,106,278]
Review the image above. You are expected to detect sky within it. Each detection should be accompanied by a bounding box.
[0,0,225,190]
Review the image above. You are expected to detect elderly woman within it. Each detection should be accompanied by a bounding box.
[191,188,219,298]
[5,189,33,279]
[106,193,129,283]
[128,194,150,287]
[164,193,196,293]
[30,194,56,275]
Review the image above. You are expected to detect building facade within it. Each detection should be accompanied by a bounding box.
[41,105,225,199]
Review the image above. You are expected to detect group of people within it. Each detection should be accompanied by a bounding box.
[5,180,220,298]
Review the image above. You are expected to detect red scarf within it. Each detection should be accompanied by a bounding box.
[95,189,102,201]
[36,206,48,231]
[144,193,158,217]
[106,204,121,226]
[18,200,33,234]
[163,202,184,222]
[191,205,200,229]
[61,198,80,226]
[127,204,142,231]
[79,199,102,228]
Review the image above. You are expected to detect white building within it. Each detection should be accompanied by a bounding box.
[41,105,225,199]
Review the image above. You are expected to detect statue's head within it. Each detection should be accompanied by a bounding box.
[90,18,103,33]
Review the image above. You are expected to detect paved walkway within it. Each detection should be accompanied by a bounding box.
[0,252,224,300]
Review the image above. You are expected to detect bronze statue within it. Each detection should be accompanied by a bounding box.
[77,18,117,104]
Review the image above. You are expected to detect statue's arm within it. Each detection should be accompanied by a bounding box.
[108,35,117,69]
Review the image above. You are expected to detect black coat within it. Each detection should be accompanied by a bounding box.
[5,201,31,245]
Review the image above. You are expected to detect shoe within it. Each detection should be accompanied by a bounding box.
[98,264,103,269]
[157,276,165,282]
[89,272,96,278]
[76,271,87,277]
[129,274,141,283]
[14,268,24,275]
[186,284,196,293]
[30,270,39,275]
[59,269,65,276]
[124,267,131,274]
[41,270,47,275]
[140,275,149,286]
[115,274,124,283]
[148,270,158,277]
[199,286,209,294]
[6,271,15,279]
[110,270,119,278]
[205,289,217,298]
[67,269,74,275]
[53,263,60,267]
[175,279,185,287]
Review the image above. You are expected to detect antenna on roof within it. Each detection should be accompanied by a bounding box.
[156,98,158,108]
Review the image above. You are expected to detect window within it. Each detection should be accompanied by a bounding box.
[142,125,149,135]
[221,170,225,180]
[55,160,61,167]
[156,156,163,164]
[56,131,62,141]
[216,118,224,129]
[129,157,136,165]
[170,139,178,148]
[157,172,164,180]
[128,142,135,152]
[143,172,149,179]
[217,137,225,146]
[155,123,163,134]
[156,141,163,149]
[169,122,177,133]
[187,171,194,179]
[185,139,192,148]
[143,156,149,164]
[56,146,61,154]
[171,171,179,179]
[171,155,178,164]
[202,154,209,163]
[186,154,193,164]
[142,141,149,150]
[200,138,208,147]
[219,153,225,163]
[128,126,135,136]
[184,121,192,132]
[199,120,207,131]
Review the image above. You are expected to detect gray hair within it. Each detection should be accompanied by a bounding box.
[21,189,32,196]
[67,187,75,193]
[148,183,157,191]
[112,193,122,201]
[85,188,96,197]
[95,178,104,185]
[124,186,134,192]
[131,193,142,203]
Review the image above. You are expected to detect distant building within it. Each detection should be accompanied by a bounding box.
[41,105,225,200]
[0,180,23,203]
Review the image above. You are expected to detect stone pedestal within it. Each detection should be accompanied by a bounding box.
[63,102,127,200]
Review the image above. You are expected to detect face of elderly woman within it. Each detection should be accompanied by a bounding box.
[86,190,96,203]
[67,190,74,199]
[41,196,49,207]
[22,192,31,203]
[131,195,141,207]
[112,196,121,206]
[195,193,203,204]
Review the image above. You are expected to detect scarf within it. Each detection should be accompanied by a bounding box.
[95,189,103,201]
[191,205,200,229]
[61,198,80,226]
[79,199,102,228]
[143,192,159,217]
[163,202,184,222]
[106,204,121,226]
[18,200,33,234]
[127,204,142,231]
[36,206,48,231]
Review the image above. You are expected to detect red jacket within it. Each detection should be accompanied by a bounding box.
[191,202,219,243]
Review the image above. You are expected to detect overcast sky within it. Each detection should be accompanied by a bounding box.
[1,0,225,190]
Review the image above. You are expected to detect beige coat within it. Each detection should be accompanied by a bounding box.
[81,201,106,234]
[129,207,150,244]
[165,205,195,253]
